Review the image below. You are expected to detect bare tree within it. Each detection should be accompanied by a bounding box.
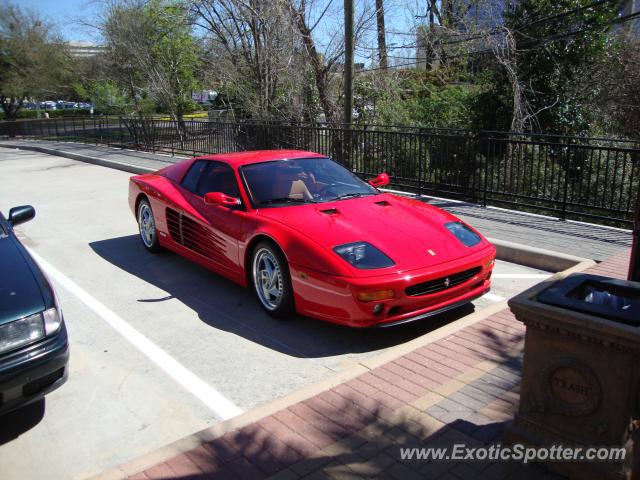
[286,0,375,122]
[485,27,532,132]
[190,0,305,119]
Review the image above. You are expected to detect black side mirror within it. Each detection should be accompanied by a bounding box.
[8,205,35,226]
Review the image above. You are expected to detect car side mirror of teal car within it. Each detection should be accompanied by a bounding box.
[368,173,390,188]
[8,205,35,226]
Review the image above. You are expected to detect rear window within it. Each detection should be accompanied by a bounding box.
[181,160,207,193]
[197,163,239,197]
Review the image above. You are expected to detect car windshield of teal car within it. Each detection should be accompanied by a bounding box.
[240,157,379,206]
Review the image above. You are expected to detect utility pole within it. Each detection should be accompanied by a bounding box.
[376,0,387,70]
[343,0,354,126]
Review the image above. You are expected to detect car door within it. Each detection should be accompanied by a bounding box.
[178,161,246,277]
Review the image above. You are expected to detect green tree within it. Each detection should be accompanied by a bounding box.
[74,80,139,115]
[102,0,201,120]
[358,71,482,129]
[0,2,71,119]
[503,0,619,134]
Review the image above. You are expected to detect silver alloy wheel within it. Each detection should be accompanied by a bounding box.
[138,202,156,248]
[252,247,284,311]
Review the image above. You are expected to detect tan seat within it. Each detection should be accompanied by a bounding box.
[289,179,313,201]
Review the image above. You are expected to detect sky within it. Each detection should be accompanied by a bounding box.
[17,0,100,42]
[15,0,419,66]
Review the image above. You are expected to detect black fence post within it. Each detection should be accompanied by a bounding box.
[630,151,640,281]
[483,132,490,207]
[417,129,424,197]
[561,137,572,220]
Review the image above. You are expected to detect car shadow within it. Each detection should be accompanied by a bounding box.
[89,235,476,358]
[0,399,45,445]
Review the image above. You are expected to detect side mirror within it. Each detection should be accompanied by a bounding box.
[8,205,35,226]
[368,173,390,188]
[204,192,241,207]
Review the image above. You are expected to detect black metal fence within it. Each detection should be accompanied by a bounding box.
[1,116,638,227]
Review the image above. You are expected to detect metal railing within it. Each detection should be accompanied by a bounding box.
[1,116,638,227]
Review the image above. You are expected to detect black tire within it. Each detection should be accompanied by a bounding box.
[250,241,295,318]
[137,198,163,253]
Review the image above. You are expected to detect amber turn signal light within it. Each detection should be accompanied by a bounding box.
[356,290,395,302]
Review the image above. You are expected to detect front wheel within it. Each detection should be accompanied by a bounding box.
[137,198,163,253]
[251,242,295,318]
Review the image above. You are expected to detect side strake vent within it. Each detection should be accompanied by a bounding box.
[166,208,181,243]
[165,208,224,260]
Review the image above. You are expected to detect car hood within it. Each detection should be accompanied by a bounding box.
[0,236,46,325]
[257,193,493,276]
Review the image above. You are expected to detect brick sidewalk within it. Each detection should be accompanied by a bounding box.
[120,250,629,480]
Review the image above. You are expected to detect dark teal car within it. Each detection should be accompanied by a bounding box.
[0,205,69,415]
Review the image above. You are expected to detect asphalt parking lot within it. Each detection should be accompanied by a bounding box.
[0,149,552,480]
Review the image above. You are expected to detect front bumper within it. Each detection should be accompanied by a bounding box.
[371,287,489,327]
[0,324,69,415]
[291,245,496,327]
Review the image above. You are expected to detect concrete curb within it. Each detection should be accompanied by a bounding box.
[89,259,597,480]
[0,141,156,175]
[487,237,592,273]
[1,141,595,274]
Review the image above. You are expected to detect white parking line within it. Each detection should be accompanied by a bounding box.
[492,274,551,279]
[482,292,506,302]
[27,248,243,420]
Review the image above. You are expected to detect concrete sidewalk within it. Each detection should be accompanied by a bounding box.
[96,250,629,480]
[0,139,631,262]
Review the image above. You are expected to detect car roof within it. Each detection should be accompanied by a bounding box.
[195,150,326,167]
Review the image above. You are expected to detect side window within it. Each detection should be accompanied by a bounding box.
[197,162,240,197]
[181,160,207,193]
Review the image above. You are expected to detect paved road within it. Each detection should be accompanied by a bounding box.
[0,149,550,480]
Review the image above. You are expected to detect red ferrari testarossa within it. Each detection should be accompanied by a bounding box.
[128,150,496,327]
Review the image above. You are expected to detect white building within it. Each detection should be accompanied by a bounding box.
[67,41,107,58]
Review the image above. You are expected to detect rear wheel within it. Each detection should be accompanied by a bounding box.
[137,198,162,253]
[251,242,295,318]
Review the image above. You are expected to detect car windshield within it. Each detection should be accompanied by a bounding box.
[240,157,379,206]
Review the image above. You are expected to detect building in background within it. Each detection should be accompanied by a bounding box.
[67,41,107,58]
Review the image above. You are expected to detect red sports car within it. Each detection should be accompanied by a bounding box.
[128,150,496,327]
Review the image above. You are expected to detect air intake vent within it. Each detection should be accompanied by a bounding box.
[405,267,482,296]
[319,208,339,215]
[166,208,181,243]
[375,201,390,206]
[165,208,223,260]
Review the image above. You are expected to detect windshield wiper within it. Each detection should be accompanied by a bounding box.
[259,197,314,205]
[333,192,375,200]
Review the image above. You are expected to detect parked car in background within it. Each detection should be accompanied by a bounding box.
[129,150,496,327]
[56,101,79,110]
[0,205,69,415]
[39,101,57,111]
